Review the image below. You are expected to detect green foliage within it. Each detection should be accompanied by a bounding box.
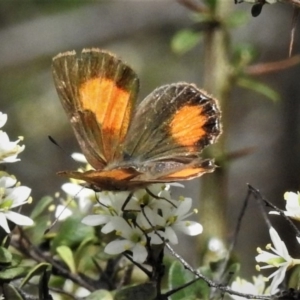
[2,284,23,299]
[115,282,157,300]
[0,246,12,264]
[171,29,203,55]
[168,261,210,300]
[20,263,51,288]
[237,77,280,102]
[56,245,76,273]
[51,215,94,251]
[225,11,249,27]
[30,196,54,220]
[86,290,114,300]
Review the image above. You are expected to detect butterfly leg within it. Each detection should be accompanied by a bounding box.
[121,191,134,211]
[145,188,177,208]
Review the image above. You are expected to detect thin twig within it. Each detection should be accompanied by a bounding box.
[289,7,299,57]
[245,54,300,75]
[248,185,300,238]
[10,229,96,292]
[166,243,272,299]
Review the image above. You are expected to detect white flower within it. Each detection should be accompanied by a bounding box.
[0,174,33,233]
[54,181,96,221]
[255,227,300,294]
[230,275,269,299]
[104,216,148,263]
[82,191,139,233]
[143,197,203,244]
[0,113,7,128]
[0,131,25,163]
[0,112,25,163]
[269,191,300,221]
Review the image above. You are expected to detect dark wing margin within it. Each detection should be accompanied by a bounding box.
[52,48,139,168]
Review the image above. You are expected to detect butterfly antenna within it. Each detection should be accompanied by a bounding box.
[44,187,85,234]
[48,135,69,155]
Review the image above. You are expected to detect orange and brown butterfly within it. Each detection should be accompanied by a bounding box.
[52,48,221,191]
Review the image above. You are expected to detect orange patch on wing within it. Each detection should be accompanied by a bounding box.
[169,105,207,150]
[164,167,209,179]
[94,169,135,180]
[79,78,132,142]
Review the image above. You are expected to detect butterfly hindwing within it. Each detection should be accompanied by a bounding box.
[123,83,221,161]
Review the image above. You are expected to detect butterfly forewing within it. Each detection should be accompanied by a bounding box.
[52,49,139,168]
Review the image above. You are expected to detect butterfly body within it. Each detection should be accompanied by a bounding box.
[52,48,221,191]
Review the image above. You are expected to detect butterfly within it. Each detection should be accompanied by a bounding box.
[52,48,221,191]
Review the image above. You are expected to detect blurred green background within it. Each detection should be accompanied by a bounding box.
[1,0,300,280]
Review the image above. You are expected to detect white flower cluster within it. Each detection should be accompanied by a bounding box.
[82,184,202,263]
[0,112,33,233]
[60,161,203,264]
[231,191,300,297]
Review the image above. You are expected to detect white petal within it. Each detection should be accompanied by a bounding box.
[0,212,10,233]
[175,198,192,217]
[82,215,109,226]
[169,182,184,188]
[110,217,132,238]
[0,113,8,128]
[174,221,203,236]
[62,183,83,196]
[255,251,278,262]
[269,264,288,294]
[231,277,256,299]
[5,211,34,226]
[55,205,72,220]
[0,176,16,188]
[150,231,165,244]
[71,153,87,163]
[269,227,286,256]
[101,221,116,234]
[9,186,31,206]
[165,227,178,244]
[132,243,148,263]
[105,239,133,255]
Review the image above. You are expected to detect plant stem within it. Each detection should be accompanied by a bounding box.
[198,0,233,257]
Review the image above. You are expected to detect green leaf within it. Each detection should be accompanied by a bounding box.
[115,282,157,300]
[30,196,54,220]
[237,77,280,102]
[19,263,50,288]
[232,44,258,67]
[0,266,30,281]
[56,245,76,273]
[3,283,23,300]
[10,253,22,267]
[204,0,217,10]
[168,261,192,300]
[225,11,249,27]
[288,265,300,289]
[25,215,49,245]
[86,290,114,300]
[51,215,94,251]
[0,246,12,264]
[171,29,202,55]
